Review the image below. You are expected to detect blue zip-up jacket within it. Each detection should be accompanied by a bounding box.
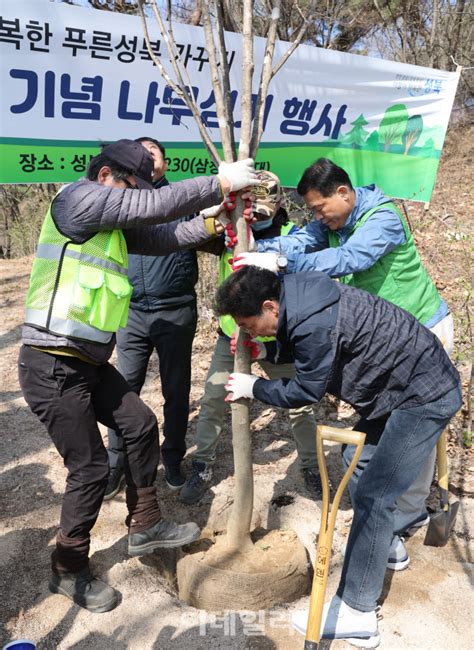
[128,176,198,311]
[256,184,447,327]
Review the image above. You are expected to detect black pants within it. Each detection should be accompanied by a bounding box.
[18,345,160,540]
[107,303,197,470]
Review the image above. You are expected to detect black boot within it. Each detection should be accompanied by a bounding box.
[103,467,125,501]
[303,467,324,498]
[179,460,213,504]
[49,567,119,613]
[164,464,185,491]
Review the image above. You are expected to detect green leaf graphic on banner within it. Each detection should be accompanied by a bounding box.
[379,104,409,151]
[402,115,424,155]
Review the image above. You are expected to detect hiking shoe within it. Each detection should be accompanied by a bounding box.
[49,567,118,613]
[292,595,380,648]
[179,460,213,505]
[387,535,410,571]
[400,514,430,537]
[103,467,125,501]
[164,464,185,491]
[341,535,410,571]
[128,519,200,556]
[303,467,324,498]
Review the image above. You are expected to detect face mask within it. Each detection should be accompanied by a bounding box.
[251,217,273,231]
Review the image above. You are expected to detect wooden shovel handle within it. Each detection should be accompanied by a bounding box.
[437,430,448,490]
[436,430,449,510]
[304,425,366,646]
[318,425,366,447]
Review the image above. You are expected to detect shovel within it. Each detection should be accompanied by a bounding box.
[424,430,459,547]
[304,425,366,649]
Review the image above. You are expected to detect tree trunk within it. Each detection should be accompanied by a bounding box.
[224,0,255,553]
[225,194,253,552]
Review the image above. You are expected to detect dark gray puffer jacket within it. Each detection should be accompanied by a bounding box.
[22,175,222,363]
[127,176,198,311]
[254,272,460,419]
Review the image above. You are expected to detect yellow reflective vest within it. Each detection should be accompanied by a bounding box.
[218,221,295,340]
[25,199,133,344]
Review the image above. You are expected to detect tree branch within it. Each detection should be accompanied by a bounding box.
[216,0,237,159]
[249,0,281,157]
[201,2,235,161]
[271,0,317,77]
[137,0,221,164]
[238,0,254,160]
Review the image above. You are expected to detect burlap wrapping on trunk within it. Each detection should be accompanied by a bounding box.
[177,529,310,610]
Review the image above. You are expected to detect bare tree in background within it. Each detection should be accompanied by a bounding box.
[371,0,472,69]
[86,0,138,13]
[0,184,58,259]
[137,0,315,551]
[371,0,473,112]
[173,0,401,52]
[171,1,473,114]
[60,1,474,84]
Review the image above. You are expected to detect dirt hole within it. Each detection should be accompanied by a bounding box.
[271,494,295,508]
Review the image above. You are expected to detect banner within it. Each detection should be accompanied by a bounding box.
[0,0,460,200]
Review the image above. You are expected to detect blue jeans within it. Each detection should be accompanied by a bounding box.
[337,385,461,611]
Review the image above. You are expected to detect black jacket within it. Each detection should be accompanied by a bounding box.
[254,272,460,419]
[128,177,198,311]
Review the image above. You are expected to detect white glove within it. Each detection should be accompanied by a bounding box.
[231,251,278,272]
[202,202,228,218]
[215,211,231,231]
[201,202,231,235]
[224,372,258,401]
[218,158,259,192]
[248,228,257,251]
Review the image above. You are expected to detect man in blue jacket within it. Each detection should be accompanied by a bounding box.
[105,137,202,498]
[232,157,453,550]
[218,266,461,648]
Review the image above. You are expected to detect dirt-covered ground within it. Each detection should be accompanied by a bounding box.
[0,124,472,649]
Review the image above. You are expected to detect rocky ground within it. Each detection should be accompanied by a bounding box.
[0,124,472,649]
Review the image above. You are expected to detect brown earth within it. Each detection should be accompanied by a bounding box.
[0,124,472,649]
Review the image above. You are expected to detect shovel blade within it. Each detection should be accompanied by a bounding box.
[424,501,460,547]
